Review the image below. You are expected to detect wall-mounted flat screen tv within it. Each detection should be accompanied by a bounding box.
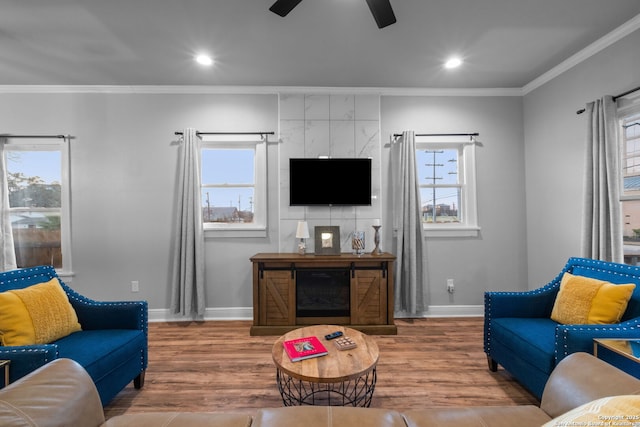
[289,158,372,206]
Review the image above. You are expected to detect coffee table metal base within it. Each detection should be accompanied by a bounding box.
[276,368,377,407]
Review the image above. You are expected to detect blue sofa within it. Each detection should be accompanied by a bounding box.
[0,265,148,405]
[484,257,640,400]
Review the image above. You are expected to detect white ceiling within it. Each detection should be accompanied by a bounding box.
[2,0,640,89]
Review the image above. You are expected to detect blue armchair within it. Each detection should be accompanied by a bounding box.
[484,257,640,400]
[0,265,148,406]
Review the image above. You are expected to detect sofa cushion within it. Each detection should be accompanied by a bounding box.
[542,395,640,426]
[489,317,557,374]
[0,278,82,346]
[254,406,406,427]
[103,412,253,427]
[55,329,145,383]
[551,273,635,324]
[403,406,551,427]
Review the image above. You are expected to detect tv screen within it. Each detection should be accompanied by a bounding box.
[289,158,372,206]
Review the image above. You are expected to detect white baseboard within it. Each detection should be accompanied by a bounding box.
[148,307,253,322]
[149,305,483,322]
[395,305,484,318]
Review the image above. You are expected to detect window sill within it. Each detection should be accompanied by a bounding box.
[55,270,75,280]
[204,227,267,238]
[423,225,480,238]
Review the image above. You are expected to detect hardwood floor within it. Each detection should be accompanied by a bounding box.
[103,318,538,419]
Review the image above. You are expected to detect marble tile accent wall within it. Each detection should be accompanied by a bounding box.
[279,94,382,254]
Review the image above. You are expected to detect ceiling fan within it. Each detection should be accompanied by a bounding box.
[269,0,396,29]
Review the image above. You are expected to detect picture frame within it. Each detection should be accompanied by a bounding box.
[314,226,341,255]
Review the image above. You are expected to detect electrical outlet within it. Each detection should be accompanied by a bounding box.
[447,279,455,294]
[131,280,139,292]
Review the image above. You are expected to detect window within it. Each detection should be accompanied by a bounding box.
[200,136,267,236]
[621,110,640,264]
[3,138,72,274]
[415,136,479,237]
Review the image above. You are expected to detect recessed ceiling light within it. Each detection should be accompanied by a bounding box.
[444,57,462,69]
[195,54,214,66]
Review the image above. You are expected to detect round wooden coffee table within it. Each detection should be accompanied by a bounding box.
[272,324,379,407]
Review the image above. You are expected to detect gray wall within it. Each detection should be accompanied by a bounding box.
[0,93,279,316]
[1,90,527,316]
[380,96,528,308]
[523,29,640,287]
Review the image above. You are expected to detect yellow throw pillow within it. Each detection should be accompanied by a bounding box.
[550,272,635,325]
[590,282,637,324]
[0,278,82,346]
[542,395,640,426]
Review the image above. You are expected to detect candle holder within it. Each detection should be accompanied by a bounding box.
[371,225,382,255]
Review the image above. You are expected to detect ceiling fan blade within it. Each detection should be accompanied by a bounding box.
[364,0,396,28]
[269,0,304,17]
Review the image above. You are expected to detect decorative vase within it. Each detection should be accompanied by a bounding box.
[352,231,365,255]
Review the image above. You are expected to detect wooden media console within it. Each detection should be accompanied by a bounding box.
[250,252,397,336]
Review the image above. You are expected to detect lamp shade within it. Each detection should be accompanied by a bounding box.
[296,221,310,239]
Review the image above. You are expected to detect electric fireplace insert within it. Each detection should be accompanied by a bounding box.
[296,268,350,318]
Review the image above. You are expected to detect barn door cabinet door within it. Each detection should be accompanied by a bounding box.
[351,269,387,325]
[259,270,295,326]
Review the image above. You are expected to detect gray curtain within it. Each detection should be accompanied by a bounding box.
[171,128,206,316]
[0,139,17,272]
[581,96,623,263]
[390,131,428,315]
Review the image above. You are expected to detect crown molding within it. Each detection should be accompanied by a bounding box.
[0,85,280,94]
[373,87,523,97]
[523,13,640,95]
[0,84,522,97]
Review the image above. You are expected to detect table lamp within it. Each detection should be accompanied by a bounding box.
[296,221,310,255]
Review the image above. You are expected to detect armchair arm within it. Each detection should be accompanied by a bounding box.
[72,300,148,332]
[62,282,148,333]
[485,286,558,319]
[0,344,58,384]
[555,317,640,363]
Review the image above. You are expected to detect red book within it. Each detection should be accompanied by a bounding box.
[282,336,329,362]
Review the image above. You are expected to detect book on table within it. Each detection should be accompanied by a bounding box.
[282,336,329,362]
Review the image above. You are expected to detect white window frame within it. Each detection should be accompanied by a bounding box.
[619,95,640,202]
[200,136,267,238]
[618,94,640,259]
[4,138,73,276]
[416,136,480,238]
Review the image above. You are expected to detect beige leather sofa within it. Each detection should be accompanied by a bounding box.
[0,352,639,427]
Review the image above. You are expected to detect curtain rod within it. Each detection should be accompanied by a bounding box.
[392,132,479,138]
[174,131,275,136]
[0,134,71,139]
[576,85,640,115]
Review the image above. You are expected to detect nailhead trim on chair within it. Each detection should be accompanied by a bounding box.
[0,267,51,284]
[556,322,640,358]
[0,347,57,359]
